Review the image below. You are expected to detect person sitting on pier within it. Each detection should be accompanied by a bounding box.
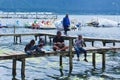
[53,31,69,51]
[36,38,45,53]
[74,35,88,62]
[24,39,37,54]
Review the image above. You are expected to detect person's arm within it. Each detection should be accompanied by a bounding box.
[81,39,86,47]
[68,18,70,26]
[53,37,57,45]
[24,44,30,52]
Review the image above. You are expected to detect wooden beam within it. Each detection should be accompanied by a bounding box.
[21,59,25,77]
[12,59,17,76]
[92,53,96,69]
[69,39,73,75]
[102,52,106,70]
[59,53,63,69]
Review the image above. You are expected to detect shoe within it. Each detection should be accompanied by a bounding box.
[84,59,88,62]
[53,48,56,51]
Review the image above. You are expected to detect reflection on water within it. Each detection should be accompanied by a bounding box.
[0,25,120,79]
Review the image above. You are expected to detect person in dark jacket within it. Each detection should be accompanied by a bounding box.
[53,31,69,51]
[63,14,70,35]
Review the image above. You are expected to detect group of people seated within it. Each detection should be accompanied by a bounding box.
[24,31,88,62]
[24,38,44,54]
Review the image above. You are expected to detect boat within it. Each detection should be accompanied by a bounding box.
[87,17,120,27]
[25,19,56,29]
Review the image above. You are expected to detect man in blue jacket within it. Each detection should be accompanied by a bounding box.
[63,14,70,35]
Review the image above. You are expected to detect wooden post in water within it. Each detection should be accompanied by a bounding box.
[12,59,17,76]
[102,41,106,46]
[92,53,96,69]
[59,52,63,69]
[16,36,18,43]
[14,36,16,43]
[92,41,94,47]
[113,42,115,46]
[20,36,22,43]
[45,35,47,44]
[69,39,73,75]
[102,51,106,70]
[21,59,25,77]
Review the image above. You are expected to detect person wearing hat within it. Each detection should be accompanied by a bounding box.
[74,35,88,62]
[53,31,69,51]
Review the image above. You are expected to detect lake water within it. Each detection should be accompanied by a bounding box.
[0,15,120,80]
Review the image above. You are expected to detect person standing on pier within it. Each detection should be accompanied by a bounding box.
[53,31,69,51]
[63,14,70,35]
[74,35,88,62]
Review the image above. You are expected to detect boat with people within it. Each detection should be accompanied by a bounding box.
[86,17,120,27]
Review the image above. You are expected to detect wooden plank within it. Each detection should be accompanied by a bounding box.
[0,53,9,57]
[0,46,120,60]
[10,51,25,55]
[111,46,120,49]
[1,33,120,43]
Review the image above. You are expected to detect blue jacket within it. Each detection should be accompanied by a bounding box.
[63,17,70,26]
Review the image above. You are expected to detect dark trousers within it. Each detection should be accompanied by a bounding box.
[64,26,69,35]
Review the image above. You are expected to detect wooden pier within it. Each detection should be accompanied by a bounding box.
[0,32,120,78]
[1,32,120,46]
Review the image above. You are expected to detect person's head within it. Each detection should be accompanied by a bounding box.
[65,14,69,18]
[57,31,62,37]
[30,39,35,45]
[78,35,82,40]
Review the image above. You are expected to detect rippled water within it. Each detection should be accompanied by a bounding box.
[0,15,120,80]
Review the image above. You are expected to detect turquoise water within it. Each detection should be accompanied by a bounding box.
[0,15,120,80]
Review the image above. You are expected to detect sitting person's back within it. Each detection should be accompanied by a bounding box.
[24,39,37,54]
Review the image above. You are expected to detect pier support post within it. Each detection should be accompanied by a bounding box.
[21,59,25,77]
[113,42,115,46]
[102,52,106,70]
[92,41,94,47]
[59,53,63,68]
[92,53,96,69]
[12,59,17,76]
[16,36,18,43]
[14,36,16,43]
[69,39,73,75]
[102,41,106,46]
[14,36,20,44]
[59,53,63,76]
[20,36,21,43]
[45,35,47,44]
